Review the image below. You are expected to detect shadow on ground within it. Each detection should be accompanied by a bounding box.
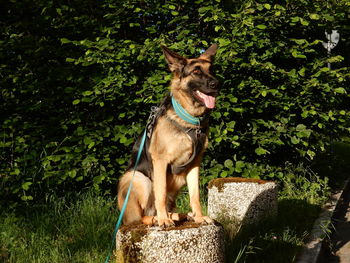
[224,197,321,263]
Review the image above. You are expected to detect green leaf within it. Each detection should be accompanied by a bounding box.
[84,137,93,145]
[264,3,271,9]
[224,159,233,168]
[256,24,267,29]
[21,195,33,201]
[296,124,306,131]
[298,67,306,76]
[198,7,211,14]
[22,182,32,191]
[334,88,346,94]
[10,168,20,175]
[235,161,245,172]
[72,99,80,105]
[236,161,245,168]
[56,8,62,16]
[255,147,268,155]
[307,150,316,159]
[217,38,231,46]
[93,175,105,184]
[292,50,306,59]
[215,137,222,143]
[290,16,300,22]
[309,13,320,20]
[300,18,309,26]
[68,170,77,178]
[82,90,93,96]
[220,171,228,178]
[88,141,95,149]
[291,136,300,144]
[60,38,71,44]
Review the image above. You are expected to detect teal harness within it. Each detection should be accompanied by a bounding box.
[103,96,205,263]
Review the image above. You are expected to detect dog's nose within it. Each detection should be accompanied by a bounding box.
[209,79,219,89]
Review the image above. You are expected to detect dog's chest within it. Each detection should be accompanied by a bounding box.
[148,114,208,175]
[170,130,207,174]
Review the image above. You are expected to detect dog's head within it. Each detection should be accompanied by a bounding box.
[162,44,219,116]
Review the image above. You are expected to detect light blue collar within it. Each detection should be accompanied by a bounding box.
[171,96,202,126]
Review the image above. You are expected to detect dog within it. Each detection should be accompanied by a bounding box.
[117,44,219,227]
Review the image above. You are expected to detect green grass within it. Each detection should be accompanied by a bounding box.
[1,141,349,263]
[0,192,119,263]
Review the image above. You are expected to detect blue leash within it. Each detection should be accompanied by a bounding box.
[103,129,147,263]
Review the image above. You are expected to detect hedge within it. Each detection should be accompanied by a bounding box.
[1,0,349,203]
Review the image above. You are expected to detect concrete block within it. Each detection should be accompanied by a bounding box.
[208,177,278,234]
[115,222,224,263]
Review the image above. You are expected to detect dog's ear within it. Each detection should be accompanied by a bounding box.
[161,45,187,73]
[199,44,218,62]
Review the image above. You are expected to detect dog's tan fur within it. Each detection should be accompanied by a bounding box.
[118,44,218,227]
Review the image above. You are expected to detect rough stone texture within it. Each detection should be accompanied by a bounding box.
[208,177,278,233]
[115,222,224,263]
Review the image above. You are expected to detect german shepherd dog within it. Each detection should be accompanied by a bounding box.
[117,44,219,227]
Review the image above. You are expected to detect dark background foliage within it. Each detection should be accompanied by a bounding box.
[1,0,349,203]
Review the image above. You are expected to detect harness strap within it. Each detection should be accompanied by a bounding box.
[165,116,204,174]
[146,96,170,138]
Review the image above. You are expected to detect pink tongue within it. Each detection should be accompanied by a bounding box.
[197,91,216,109]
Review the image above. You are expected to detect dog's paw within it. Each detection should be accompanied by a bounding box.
[195,216,214,224]
[188,214,214,224]
[157,218,175,227]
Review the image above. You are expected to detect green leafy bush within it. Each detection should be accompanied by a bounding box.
[1,0,349,203]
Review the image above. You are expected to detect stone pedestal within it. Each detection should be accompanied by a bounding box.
[208,177,278,234]
[115,222,224,263]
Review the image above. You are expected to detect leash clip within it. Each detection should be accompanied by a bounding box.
[196,127,202,137]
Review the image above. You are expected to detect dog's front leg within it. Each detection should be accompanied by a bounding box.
[186,160,213,224]
[153,158,174,227]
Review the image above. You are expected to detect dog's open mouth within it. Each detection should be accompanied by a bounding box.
[194,90,216,109]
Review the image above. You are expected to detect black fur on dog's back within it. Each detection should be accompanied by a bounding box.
[126,95,171,179]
